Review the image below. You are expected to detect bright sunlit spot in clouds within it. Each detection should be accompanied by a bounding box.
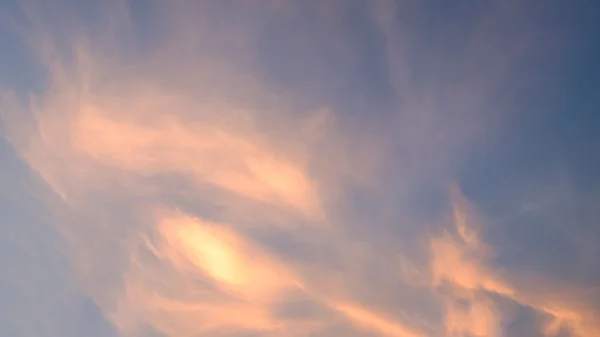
[1,1,600,337]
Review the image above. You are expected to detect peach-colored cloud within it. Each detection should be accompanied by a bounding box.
[2,2,598,337]
[443,296,501,337]
[71,102,322,218]
[104,208,429,337]
[105,210,300,336]
[429,187,600,337]
[155,211,299,297]
[333,302,426,337]
[429,209,506,337]
[0,8,408,334]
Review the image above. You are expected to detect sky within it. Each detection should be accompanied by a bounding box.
[1,1,600,336]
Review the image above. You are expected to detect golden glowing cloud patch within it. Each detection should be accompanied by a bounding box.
[157,212,299,296]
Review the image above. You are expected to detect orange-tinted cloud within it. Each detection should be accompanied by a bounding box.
[429,187,600,337]
[333,302,426,337]
[0,3,406,335]
[156,211,299,296]
[2,2,598,337]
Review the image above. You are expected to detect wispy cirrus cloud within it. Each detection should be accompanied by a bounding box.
[1,1,599,337]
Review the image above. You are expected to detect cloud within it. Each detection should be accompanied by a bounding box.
[1,1,598,337]
[427,187,600,337]
[0,2,410,336]
[333,302,426,337]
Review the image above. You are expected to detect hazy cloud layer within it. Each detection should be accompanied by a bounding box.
[1,1,599,336]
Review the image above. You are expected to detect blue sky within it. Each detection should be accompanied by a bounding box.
[1,1,600,336]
